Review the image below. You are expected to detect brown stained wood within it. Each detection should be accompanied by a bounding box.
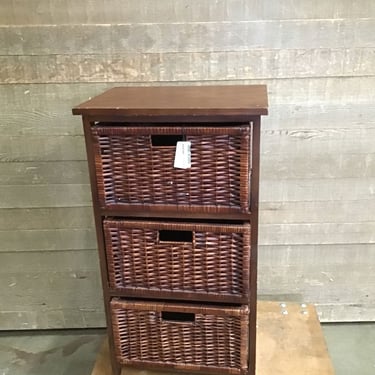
[91,302,334,375]
[73,85,267,117]
[83,115,122,375]
[76,85,266,375]
[248,117,260,375]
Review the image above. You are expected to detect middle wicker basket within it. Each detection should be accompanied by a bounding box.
[104,219,251,303]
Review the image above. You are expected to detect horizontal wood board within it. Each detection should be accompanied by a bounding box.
[1,0,374,24]
[2,49,375,84]
[1,1,374,328]
[1,20,375,55]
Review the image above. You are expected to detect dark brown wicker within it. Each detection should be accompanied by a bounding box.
[91,125,251,214]
[111,299,249,375]
[104,220,251,302]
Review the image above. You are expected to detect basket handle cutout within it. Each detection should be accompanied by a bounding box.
[161,311,195,323]
[158,230,193,243]
[151,134,185,147]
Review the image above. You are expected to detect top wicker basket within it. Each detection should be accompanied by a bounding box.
[92,124,251,214]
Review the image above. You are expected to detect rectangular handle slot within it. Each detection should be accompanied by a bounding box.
[158,230,193,243]
[151,134,184,146]
[161,311,195,322]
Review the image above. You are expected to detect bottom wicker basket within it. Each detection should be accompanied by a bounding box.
[110,299,250,375]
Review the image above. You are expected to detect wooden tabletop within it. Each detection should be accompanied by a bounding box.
[72,85,268,117]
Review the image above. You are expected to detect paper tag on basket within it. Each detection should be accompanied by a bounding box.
[174,141,191,169]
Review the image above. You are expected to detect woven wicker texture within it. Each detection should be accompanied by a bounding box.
[92,125,251,213]
[104,220,251,301]
[111,299,249,374]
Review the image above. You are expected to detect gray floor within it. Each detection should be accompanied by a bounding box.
[0,325,374,375]
[0,329,104,375]
[322,323,375,375]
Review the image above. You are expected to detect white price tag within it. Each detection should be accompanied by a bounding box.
[174,141,191,169]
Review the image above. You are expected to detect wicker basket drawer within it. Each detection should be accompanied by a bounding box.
[111,299,249,374]
[92,125,251,214]
[104,219,251,302]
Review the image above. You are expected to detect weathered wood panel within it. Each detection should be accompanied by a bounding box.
[1,127,373,163]
[0,177,373,208]
[1,197,373,233]
[0,207,93,230]
[1,78,374,122]
[1,0,374,24]
[1,220,374,254]
[2,103,375,136]
[260,178,375,202]
[0,228,96,252]
[0,135,86,161]
[0,0,374,326]
[0,185,91,208]
[0,161,89,185]
[260,200,375,224]
[1,243,374,329]
[1,20,374,55]
[1,150,373,188]
[317,304,375,323]
[2,196,374,233]
[260,223,375,245]
[262,127,375,155]
[258,243,375,322]
[0,250,104,329]
[1,48,375,84]
[262,152,375,179]
[1,82,375,136]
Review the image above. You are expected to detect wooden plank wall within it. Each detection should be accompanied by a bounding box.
[1,0,374,328]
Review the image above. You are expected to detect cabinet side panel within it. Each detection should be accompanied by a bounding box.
[249,117,261,375]
[82,116,121,375]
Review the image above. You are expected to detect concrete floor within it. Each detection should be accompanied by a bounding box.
[0,325,374,375]
[322,323,375,375]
